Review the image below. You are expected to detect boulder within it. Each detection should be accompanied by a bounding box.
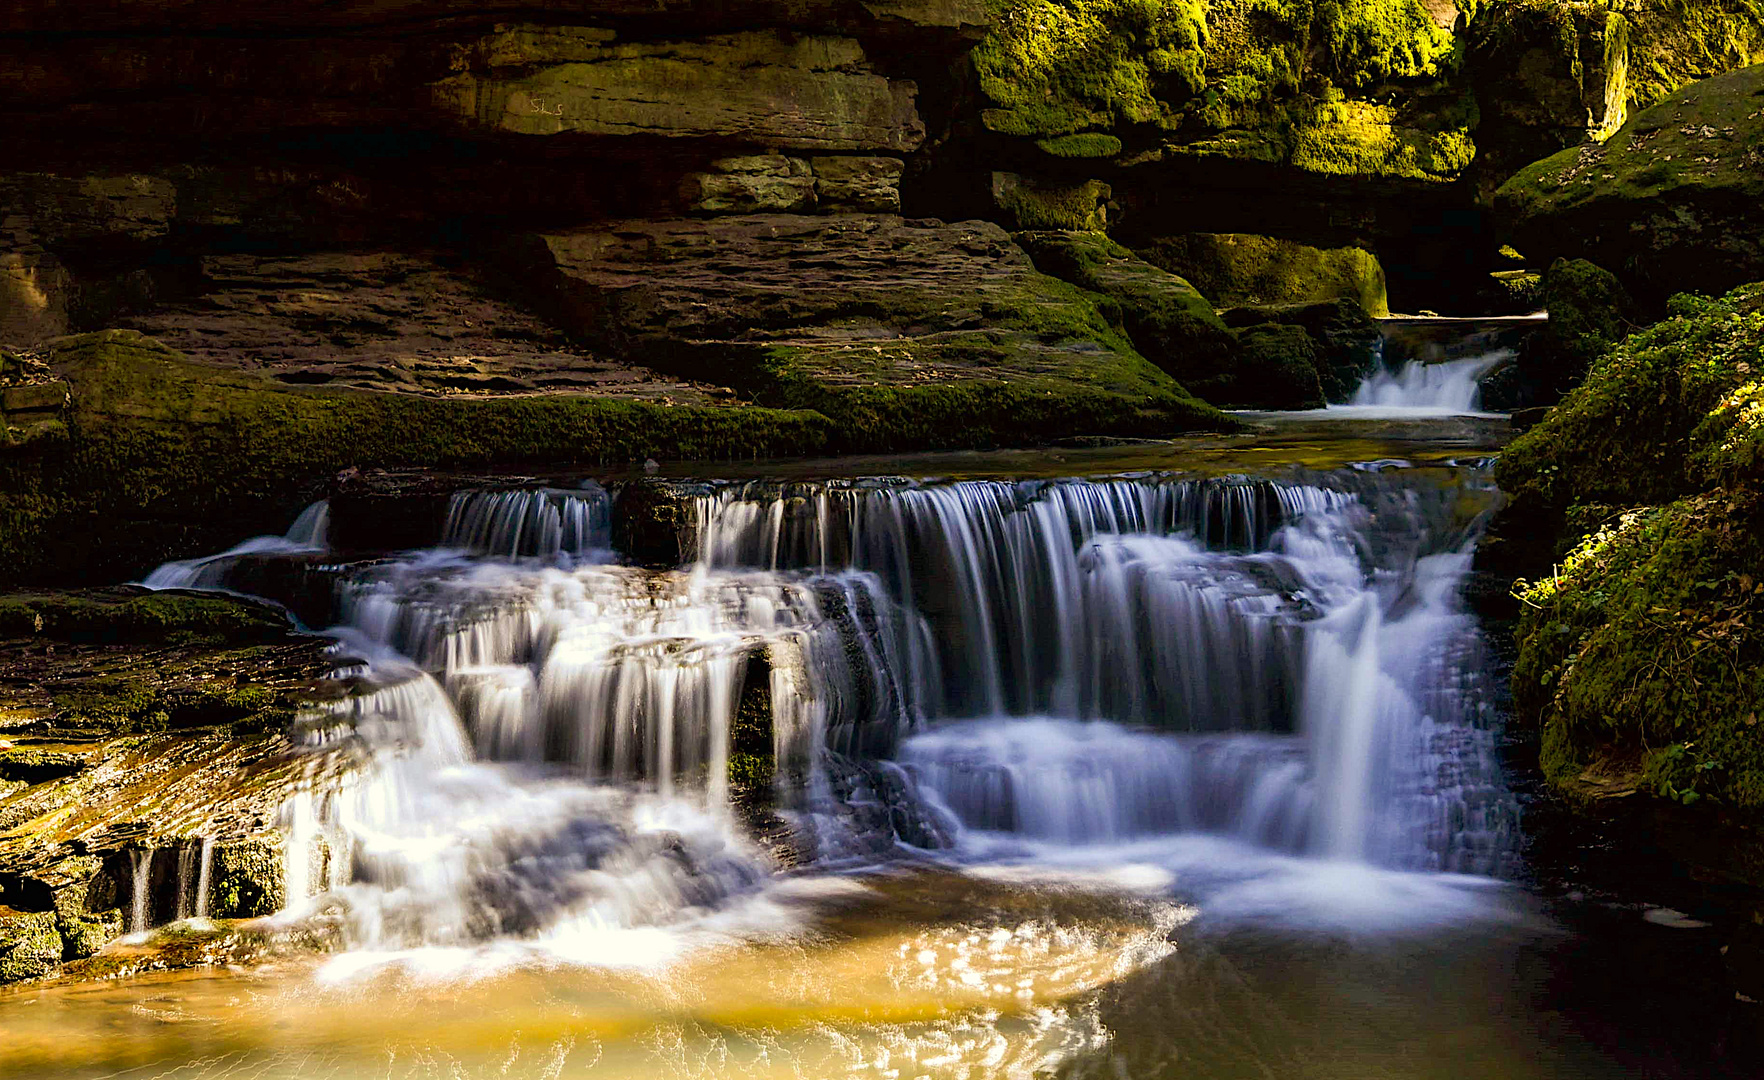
[1495,64,1764,304]
[1141,233,1390,317]
[431,29,924,150]
[682,156,818,215]
[496,214,1230,450]
[1206,325,1327,411]
[1012,229,1236,384]
[1221,299,1382,403]
[991,173,1112,231]
[811,156,905,213]
[0,907,59,982]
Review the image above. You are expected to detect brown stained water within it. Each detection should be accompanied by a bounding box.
[0,868,1632,1080]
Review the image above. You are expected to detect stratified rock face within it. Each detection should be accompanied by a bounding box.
[435,29,924,150]
[1140,233,1390,317]
[499,214,1227,446]
[1495,63,1764,303]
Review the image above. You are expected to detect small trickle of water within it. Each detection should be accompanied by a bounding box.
[129,849,153,934]
[143,499,331,589]
[194,836,213,920]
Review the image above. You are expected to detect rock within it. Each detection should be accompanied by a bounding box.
[682,156,817,214]
[0,907,59,982]
[1466,0,1633,190]
[990,172,1112,231]
[811,156,904,212]
[432,29,924,151]
[207,836,286,918]
[1495,64,1764,304]
[1206,325,1328,411]
[497,214,1229,451]
[0,331,835,584]
[1141,233,1390,317]
[1221,299,1382,403]
[1012,229,1236,391]
[58,909,123,959]
[1495,281,1763,515]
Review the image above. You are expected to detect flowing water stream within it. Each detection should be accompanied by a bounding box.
[0,419,1727,1078]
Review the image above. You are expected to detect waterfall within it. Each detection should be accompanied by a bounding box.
[1341,349,1512,413]
[128,849,153,934]
[194,836,213,920]
[442,485,611,561]
[143,499,331,589]
[144,462,1520,955]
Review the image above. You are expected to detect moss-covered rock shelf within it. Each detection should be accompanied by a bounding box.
[1498,281,1764,811]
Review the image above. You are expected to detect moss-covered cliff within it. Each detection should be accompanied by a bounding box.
[1498,282,1764,810]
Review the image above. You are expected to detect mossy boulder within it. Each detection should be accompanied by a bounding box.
[207,836,285,918]
[1496,282,1764,514]
[1222,298,1383,403]
[1513,492,1764,808]
[1013,229,1238,376]
[1486,258,1635,409]
[1141,233,1390,317]
[1198,324,1327,410]
[973,0,1467,181]
[991,172,1114,230]
[1495,63,1764,303]
[0,907,60,982]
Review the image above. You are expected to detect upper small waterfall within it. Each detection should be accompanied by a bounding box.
[1345,350,1512,413]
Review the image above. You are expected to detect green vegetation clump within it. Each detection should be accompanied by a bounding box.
[1142,232,1390,315]
[1622,0,1764,110]
[975,0,1210,137]
[976,0,1470,180]
[1035,132,1127,157]
[1513,493,1764,807]
[1496,282,1764,511]
[1501,278,1764,812]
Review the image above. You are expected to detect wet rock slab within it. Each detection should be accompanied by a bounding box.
[0,589,344,985]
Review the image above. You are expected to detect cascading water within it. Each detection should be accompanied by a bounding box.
[144,461,1519,963]
[1337,349,1512,414]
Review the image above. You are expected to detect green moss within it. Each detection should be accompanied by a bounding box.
[207,837,284,919]
[1014,230,1300,406]
[1493,63,1764,298]
[58,908,122,960]
[1222,298,1383,402]
[0,908,61,983]
[1621,0,1764,111]
[1035,132,1126,157]
[53,678,167,732]
[991,173,1115,231]
[0,331,835,586]
[1691,378,1764,488]
[1200,323,1327,409]
[1512,493,1764,808]
[0,591,289,645]
[1142,233,1390,316]
[1496,281,1764,511]
[975,0,1209,137]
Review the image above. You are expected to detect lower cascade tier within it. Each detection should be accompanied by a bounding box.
[133,462,1520,950]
